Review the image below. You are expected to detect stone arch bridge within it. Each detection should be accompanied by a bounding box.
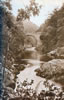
[24,32,41,48]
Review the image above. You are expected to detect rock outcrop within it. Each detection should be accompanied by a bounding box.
[40,46,64,62]
[36,59,64,85]
[36,47,64,85]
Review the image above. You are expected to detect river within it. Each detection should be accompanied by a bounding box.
[15,47,62,94]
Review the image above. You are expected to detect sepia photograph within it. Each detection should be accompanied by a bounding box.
[0,0,64,99]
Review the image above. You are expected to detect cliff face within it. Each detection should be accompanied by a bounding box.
[38,5,64,54]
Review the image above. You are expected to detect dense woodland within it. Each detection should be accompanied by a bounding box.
[36,4,64,88]
[39,5,64,53]
[3,0,41,68]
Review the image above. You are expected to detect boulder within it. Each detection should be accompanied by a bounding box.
[36,59,64,85]
[48,47,64,59]
[40,54,53,62]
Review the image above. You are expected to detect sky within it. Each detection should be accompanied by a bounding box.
[11,0,64,26]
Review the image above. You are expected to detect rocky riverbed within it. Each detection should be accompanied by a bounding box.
[4,47,64,100]
[16,59,61,93]
[36,47,64,86]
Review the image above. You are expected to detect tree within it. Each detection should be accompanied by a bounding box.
[3,0,41,68]
[17,0,42,21]
[3,0,12,10]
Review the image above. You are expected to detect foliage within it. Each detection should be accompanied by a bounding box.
[3,0,41,69]
[17,0,42,21]
[3,80,64,100]
[39,4,64,54]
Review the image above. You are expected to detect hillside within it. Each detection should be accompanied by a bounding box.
[23,20,39,33]
[35,5,64,86]
[38,5,64,54]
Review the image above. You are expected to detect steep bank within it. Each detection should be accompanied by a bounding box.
[38,5,64,53]
[36,5,64,86]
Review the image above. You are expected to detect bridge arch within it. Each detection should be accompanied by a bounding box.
[24,34,37,48]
